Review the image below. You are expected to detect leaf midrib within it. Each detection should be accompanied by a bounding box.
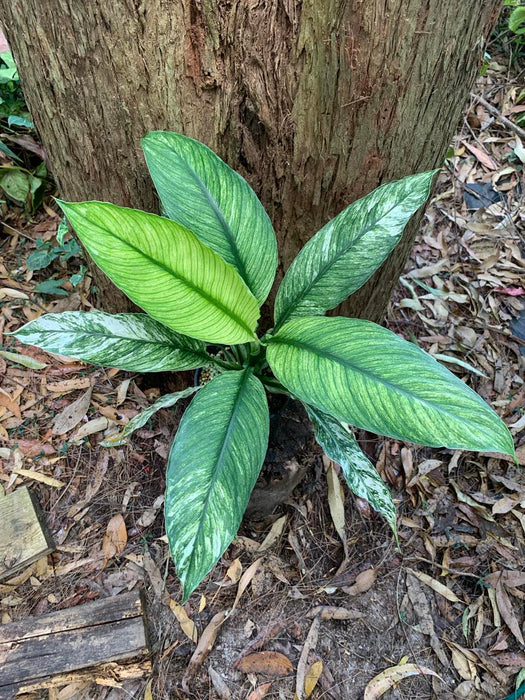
[80,216,256,339]
[158,145,250,290]
[275,189,421,329]
[271,336,489,432]
[184,370,252,590]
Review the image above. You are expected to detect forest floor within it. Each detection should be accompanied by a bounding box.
[1,33,524,700]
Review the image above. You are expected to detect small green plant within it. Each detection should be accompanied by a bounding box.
[13,132,516,600]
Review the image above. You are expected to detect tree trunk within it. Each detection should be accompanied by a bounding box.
[0,1,500,320]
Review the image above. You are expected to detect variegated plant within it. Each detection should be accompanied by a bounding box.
[14,132,516,600]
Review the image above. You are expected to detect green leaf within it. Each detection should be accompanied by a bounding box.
[34,278,68,296]
[58,200,259,345]
[12,311,209,372]
[274,171,437,328]
[305,404,396,535]
[101,387,199,446]
[267,316,515,457]
[0,168,30,203]
[142,131,278,305]
[8,115,34,129]
[165,369,269,600]
[509,6,525,32]
[0,349,47,370]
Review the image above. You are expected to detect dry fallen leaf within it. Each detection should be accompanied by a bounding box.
[0,390,21,418]
[182,611,227,692]
[208,665,231,699]
[326,463,348,559]
[304,660,323,698]
[405,567,462,603]
[226,557,242,584]
[296,616,320,700]
[52,387,92,435]
[236,651,293,677]
[169,599,198,643]
[344,568,377,596]
[47,377,92,393]
[307,606,364,621]
[12,468,65,489]
[102,513,127,561]
[231,558,262,613]
[364,663,439,699]
[257,515,287,552]
[246,683,272,700]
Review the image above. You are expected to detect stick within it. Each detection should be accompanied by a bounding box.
[471,93,525,140]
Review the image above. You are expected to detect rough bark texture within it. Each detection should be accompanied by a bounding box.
[0,1,500,319]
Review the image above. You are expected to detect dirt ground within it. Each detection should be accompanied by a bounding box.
[1,29,524,700]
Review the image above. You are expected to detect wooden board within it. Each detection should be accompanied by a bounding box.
[0,590,149,698]
[0,486,55,580]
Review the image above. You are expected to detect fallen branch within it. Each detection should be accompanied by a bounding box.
[471,93,525,140]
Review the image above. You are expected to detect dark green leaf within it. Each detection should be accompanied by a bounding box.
[165,370,269,600]
[306,404,396,535]
[142,131,278,305]
[274,171,436,328]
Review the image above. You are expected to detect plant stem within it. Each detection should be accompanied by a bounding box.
[258,375,291,395]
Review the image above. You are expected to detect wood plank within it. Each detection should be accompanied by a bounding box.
[0,590,149,698]
[0,486,55,580]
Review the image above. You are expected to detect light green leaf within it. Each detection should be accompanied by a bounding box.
[58,201,259,345]
[101,387,199,446]
[267,316,515,457]
[13,311,210,372]
[0,349,47,370]
[274,171,436,328]
[305,404,396,535]
[142,131,278,305]
[165,370,269,600]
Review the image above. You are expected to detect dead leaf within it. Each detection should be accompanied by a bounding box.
[236,651,293,677]
[0,391,21,418]
[494,580,524,645]
[307,606,363,621]
[246,683,272,700]
[257,515,287,552]
[226,558,242,584]
[47,377,92,393]
[52,387,92,435]
[304,660,323,698]
[12,468,65,488]
[344,568,377,596]
[364,663,440,699]
[70,416,109,441]
[405,568,462,603]
[462,140,497,170]
[143,679,153,700]
[326,463,348,559]
[208,665,231,699]
[182,611,227,692]
[296,616,320,699]
[136,494,164,528]
[231,558,262,613]
[102,514,127,561]
[170,599,198,643]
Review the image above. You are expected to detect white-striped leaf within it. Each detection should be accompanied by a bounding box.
[274,171,436,328]
[306,404,396,535]
[12,311,209,372]
[165,370,269,600]
[142,131,278,305]
[267,316,515,457]
[101,387,199,446]
[59,201,259,345]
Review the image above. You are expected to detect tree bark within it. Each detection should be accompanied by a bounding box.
[0,1,501,320]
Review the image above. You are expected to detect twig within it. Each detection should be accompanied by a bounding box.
[470,93,525,140]
[1,221,35,242]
